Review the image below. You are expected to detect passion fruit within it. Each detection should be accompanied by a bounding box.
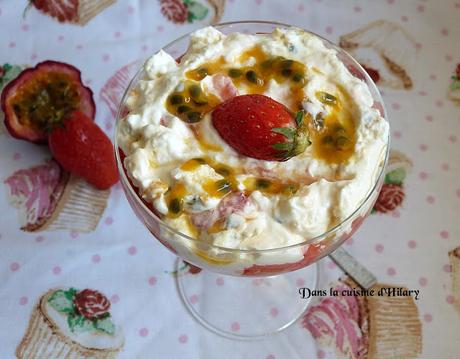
[0,60,95,143]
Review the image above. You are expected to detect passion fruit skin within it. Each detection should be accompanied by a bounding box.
[0,60,95,144]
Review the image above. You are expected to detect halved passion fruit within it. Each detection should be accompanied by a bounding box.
[0,60,95,143]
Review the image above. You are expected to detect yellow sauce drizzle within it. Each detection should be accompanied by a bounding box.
[165,183,187,218]
[186,57,227,81]
[243,177,300,196]
[180,157,207,171]
[308,86,356,163]
[184,46,306,111]
[202,179,235,198]
[193,248,234,265]
[207,218,226,234]
[166,80,220,123]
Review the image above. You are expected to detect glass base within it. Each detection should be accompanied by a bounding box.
[175,259,318,340]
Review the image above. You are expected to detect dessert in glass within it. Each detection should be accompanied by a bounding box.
[115,21,389,339]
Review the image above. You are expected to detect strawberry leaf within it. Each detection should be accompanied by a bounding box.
[272,127,296,139]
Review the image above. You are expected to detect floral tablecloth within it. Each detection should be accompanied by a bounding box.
[1,0,459,358]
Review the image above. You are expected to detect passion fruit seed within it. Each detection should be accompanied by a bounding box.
[281,68,293,77]
[168,197,183,214]
[245,70,259,84]
[215,179,232,194]
[186,111,202,123]
[255,178,271,189]
[189,84,202,98]
[169,94,184,105]
[177,105,191,114]
[228,69,242,78]
[319,92,338,105]
[292,72,304,82]
[196,68,208,79]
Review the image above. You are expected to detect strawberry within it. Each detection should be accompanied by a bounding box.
[48,111,118,190]
[456,63,460,79]
[211,94,310,161]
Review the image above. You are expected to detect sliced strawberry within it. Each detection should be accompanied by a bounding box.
[212,94,310,161]
[1,60,95,143]
[48,111,118,190]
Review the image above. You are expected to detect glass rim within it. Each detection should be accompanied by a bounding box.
[114,20,390,254]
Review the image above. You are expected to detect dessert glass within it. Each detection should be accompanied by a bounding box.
[115,21,389,339]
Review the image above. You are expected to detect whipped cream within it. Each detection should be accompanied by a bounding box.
[118,26,388,253]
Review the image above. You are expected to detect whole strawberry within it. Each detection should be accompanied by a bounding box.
[211,94,310,161]
[49,111,118,190]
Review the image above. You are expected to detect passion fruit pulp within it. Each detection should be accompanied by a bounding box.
[0,60,95,143]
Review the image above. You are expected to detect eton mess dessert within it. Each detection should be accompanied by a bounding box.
[117,26,389,271]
